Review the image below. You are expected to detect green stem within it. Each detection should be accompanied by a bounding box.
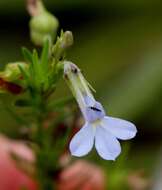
[31,93,56,190]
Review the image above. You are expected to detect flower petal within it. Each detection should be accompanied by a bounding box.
[70,123,95,157]
[95,126,121,160]
[84,95,96,107]
[102,116,137,140]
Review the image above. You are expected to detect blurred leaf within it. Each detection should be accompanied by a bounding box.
[22,48,33,64]
[103,48,162,121]
[41,40,49,74]
[18,64,29,82]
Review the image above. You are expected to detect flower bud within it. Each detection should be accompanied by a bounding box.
[0,78,23,95]
[52,31,73,60]
[29,1,59,46]
[0,62,28,82]
[61,31,73,49]
[0,62,28,94]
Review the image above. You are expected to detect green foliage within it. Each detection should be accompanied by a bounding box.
[0,14,74,189]
[20,39,63,96]
[15,29,75,190]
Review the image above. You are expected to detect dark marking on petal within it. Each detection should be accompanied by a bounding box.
[71,65,78,74]
[64,73,69,79]
[90,106,102,112]
[72,68,78,74]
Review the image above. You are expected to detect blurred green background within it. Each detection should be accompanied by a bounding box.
[0,0,162,189]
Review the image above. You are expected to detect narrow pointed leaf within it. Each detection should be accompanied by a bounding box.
[22,47,33,64]
[18,64,29,81]
[41,39,49,72]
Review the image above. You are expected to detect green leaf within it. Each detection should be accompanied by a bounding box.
[28,60,34,84]
[32,49,40,72]
[18,64,29,81]
[50,63,64,85]
[22,47,33,64]
[30,49,41,88]
[41,39,49,73]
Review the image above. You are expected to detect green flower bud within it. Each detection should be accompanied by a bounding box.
[0,62,28,82]
[52,31,73,61]
[61,31,73,49]
[29,2,59,46]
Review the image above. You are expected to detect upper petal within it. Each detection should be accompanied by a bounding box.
[84,95,96,107]
[95,126,121,160]
[69,123,95,157]
[84,99,106,122]
[102,116,137,140]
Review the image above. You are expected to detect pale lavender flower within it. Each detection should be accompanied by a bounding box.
[64,61,137,161]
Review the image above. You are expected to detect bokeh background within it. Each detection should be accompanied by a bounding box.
[0,0,162,189]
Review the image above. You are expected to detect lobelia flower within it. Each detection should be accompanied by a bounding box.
[64,61,137,160]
